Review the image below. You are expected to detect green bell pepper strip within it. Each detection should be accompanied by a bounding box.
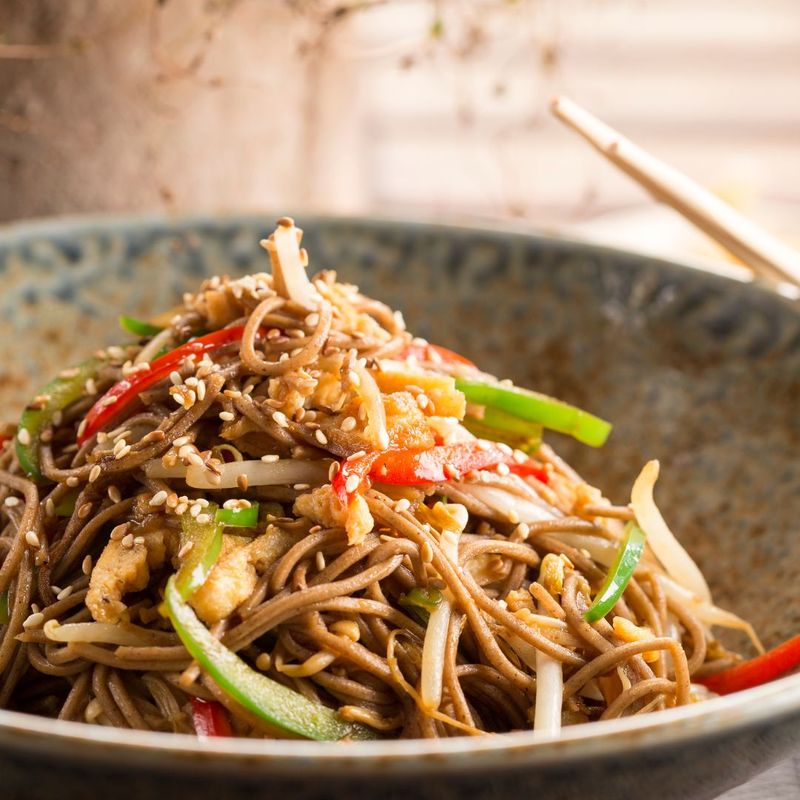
[584,523,647,623]
[215,504,259,528]
[119,315,164,338]
[16,357,104,482]
[0,591,8,625]
[54,489,79,517]
[400,587,443,612]
[174,506,224,600]
[455,378,612,448]
[163,576,377,741]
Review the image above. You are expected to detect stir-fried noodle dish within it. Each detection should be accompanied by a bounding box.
[0,218,771,740]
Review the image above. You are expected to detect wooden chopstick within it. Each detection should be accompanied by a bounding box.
[550,96,800,288]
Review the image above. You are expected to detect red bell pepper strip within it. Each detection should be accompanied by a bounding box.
[696,634,800,695]
[399,342,476,370]
[190,697,233,737]
[332,441,548,506]
[79,326,247,446]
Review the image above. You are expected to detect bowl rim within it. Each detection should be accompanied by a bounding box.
[1,210,798,772]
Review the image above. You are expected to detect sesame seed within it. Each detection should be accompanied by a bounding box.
[345,475,360,494]
[175,503,189,516]
[506,510,520,524]
[169,370,182,386]
[189,503,202,518]
[420,541,434,563]
[196,380,206,401]
[196,513,211,525]
[108,485,122,504]
[110,523,129,541]
[66,476,80,488]
[187,452,204,467]
[77,502,93,519]
[416,394,430,410]
[16,428,31,446]
[272,411,289,428]
[340,416,356,432]
[223,389,242,399]
[150,490,168,507]
[114,445,131,460]
[173,435,190,447]
[4,497,20,507]
[100,396,118,408]
[23,612,44,629]
[476,440,491,451]
[178,540,194,559]
[314,429,328,445]
[84,378,97,395]
[256,653,272,671]
[293,483,310,491]
[497,443,513,456]
[76,418,88,439]
[443,463,460,480]
[347,450,367,461]
[496,463,510,477]
[121,533,135,548]
[219,411,235,422]
[133,536,145,546]
[315,550,326,571]
[237,474,249,491]
[25,530,40,548]
[141,430,166,444]
[56,585,74,601]
[88,464,102,483]
[112,439,127,456]
[184,376,198,388]
[305,312,320,327]
[59,368,79,379]
[45,498,56,517]
[348,370,360,387]
[260,454,280,463]
[82,555,93,575]
[395,498,411,513]
[328,461,340,480]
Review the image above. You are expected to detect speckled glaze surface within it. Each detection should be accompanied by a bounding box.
[0,214,798,800]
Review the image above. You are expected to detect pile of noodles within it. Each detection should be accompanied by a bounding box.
[0,218,758,739]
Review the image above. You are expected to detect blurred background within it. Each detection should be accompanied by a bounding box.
[1,0,799,264]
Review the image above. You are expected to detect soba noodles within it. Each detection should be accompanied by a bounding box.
[0,218,762,739]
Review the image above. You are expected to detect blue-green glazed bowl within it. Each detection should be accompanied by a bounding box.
[0,214,798,800]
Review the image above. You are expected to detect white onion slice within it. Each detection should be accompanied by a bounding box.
[134,327,174,366]
[554,533,619,567]
[420,529,460,712]
[631,460,711,602]
[44,619,167,647]
[352,363,389,451]
[534,650,563,736]
[145,458,331,489]
[659,575,764,654]
[455,483,557,524]
[270,221,313,307]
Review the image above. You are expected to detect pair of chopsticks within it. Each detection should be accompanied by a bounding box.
[550,96,800,289]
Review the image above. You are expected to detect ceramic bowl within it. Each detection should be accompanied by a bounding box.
[1,214,798,800]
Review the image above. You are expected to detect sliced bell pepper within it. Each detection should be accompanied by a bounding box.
[696,635,800,696]
[119,315,164,338]
[79,326,247,446]
[0,590,8,625]
[191,697,233,737]
[215,504,259,528]
[399,587,442,626]
[399,342,476,369]
[332,441,548,507]
[584,523,646,623]
[163,576,377,741]
[175,506,223,600]
[455,378,612,448]
[17,356,105,481]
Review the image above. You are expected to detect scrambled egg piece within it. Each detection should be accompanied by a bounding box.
[87,530,166,623]
[294,484,374,545]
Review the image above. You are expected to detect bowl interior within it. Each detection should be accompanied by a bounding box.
[1,214,798,648]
